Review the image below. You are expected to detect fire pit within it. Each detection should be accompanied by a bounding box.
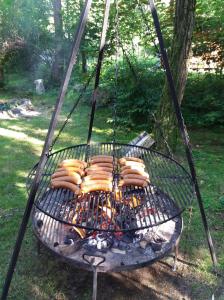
[27,143,190,299]
[32,208,182,273]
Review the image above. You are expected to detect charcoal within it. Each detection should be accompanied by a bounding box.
[150,241,162,252]
[67,231,79,241]
[144,246,154,256]
[113,239,119,248]
[118,240,130,251]
[121,232,133,243]
[36,219,43,228]
[64,237,73,245]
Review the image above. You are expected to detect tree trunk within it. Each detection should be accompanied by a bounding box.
[153,0,196,153]
[0,64,4,88]
[81,49,87,73]
[51,0,64,85]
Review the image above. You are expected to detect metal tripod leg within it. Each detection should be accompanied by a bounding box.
[0,2,92,300]
[83,253,105,300]
[148,0,217,268]
[172,241,179,272]
[92,268,98,300]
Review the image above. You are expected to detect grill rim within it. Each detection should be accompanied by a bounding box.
[26,143,195,232]
[27,142,193,189]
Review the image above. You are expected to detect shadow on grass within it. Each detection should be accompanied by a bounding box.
[1,103,224,299]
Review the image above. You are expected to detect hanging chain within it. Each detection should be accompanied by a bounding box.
[112,0,119,191]
[151,112,174,157]
[49,67,96,153]
[112,0,119,147]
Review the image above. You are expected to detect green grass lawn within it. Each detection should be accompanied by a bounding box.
[0,89,224,299]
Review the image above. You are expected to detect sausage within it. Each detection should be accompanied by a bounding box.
[51,175,82,185]
[81,180,112,188]
[122,174,150,181]
[55,167,85,176]
[86,166,113,173]
[91,155,114,160]
[89,162,113,169]
[83,174,113,182]
[51,181,80,194]
[59,159,87,169]
[81,183,112,193]
[119,157,144,165]
[119,179,148,187]
[122,161,145,169]
[59,162,85,169]
[86,169,112,176]
[90,157,116,164]
[121,168,149,178]
[121,165,145,172]
[52,170,81,181]
[90,155,114,162]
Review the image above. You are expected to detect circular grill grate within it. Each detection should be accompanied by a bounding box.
[27,143,194,232]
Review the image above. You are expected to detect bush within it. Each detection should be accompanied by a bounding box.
[182,73,224,127]
[101,58,224,130]
[101,56,164,130]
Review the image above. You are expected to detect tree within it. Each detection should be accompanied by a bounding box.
[153,0,196,152]
[51,0,64,85]
[193,0,224,73]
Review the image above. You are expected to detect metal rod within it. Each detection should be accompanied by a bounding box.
[87,0,111,145]
[92,268,98,300]
[1,2,92,299]
[148,0,217,267]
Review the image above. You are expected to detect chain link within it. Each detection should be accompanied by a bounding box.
[112,0,119,147]
[111,0,119,189]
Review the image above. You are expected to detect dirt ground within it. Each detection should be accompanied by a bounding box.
[29,245,223,300]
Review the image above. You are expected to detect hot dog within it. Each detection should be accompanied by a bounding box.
[83,174,113,182]
[122,161,145,169]
[51,181,80,195]
[52,170,81,181]
[122,174,150,182]
[85,170,112,176]
[91,155,113,160]
[119,157,144,165]
[51,175,82,185]
[81,180,112,188]
[81,182,112,193]
[119,179,148,188]
[121,168,149,178]
[59,159,87,169]
[121,165,145,172]
[85,166,113,173]
[55,167,85,177]
[90,157,116,164]
[89,162,113,169]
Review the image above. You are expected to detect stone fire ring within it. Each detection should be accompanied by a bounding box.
[32,208,182,273]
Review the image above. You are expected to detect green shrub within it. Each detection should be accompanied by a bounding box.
[182,73,224,127]
[101,58,224,130]
[100,56,164,130]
